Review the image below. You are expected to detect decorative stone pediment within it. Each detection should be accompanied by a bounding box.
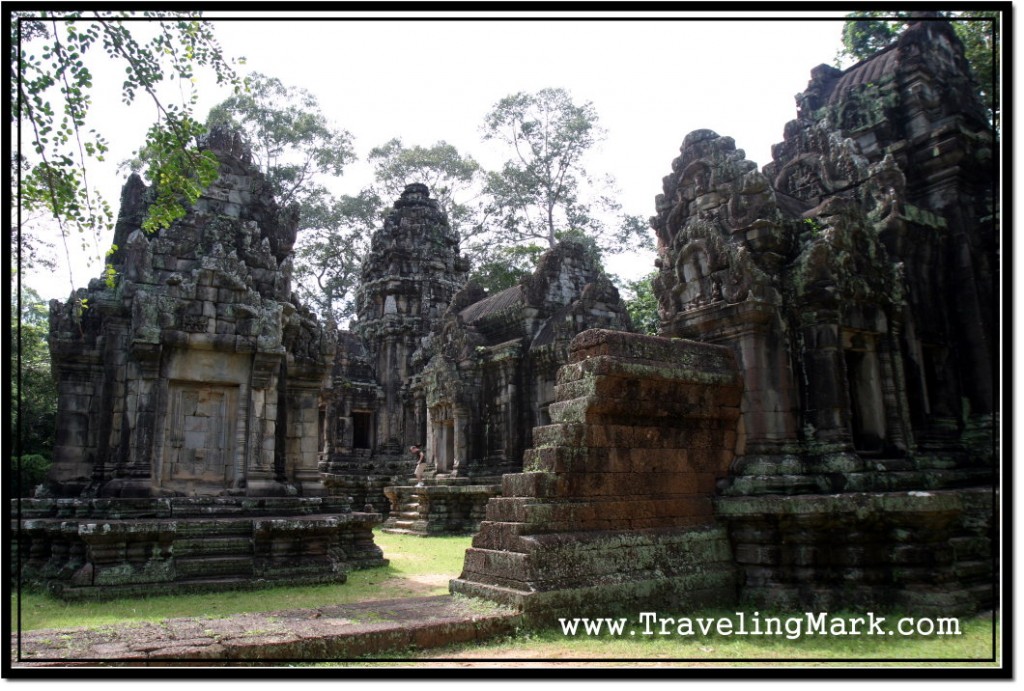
[654,130,771,248]
[655,218,780,324]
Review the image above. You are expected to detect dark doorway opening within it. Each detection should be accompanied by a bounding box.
[352,411,373,450]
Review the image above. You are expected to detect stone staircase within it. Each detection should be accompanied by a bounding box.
[381,484,500,536]
[381,494,425,535]
[171,521,256,583]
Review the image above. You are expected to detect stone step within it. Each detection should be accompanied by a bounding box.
[954,559,994,581]
[967,582,996,608]
[949,535,992,560]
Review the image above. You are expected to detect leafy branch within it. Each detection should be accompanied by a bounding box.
[14,10,245,289]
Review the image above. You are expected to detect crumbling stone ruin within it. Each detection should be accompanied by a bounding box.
[17,127,385,598]
[384,241,632,534]
[16,19,995,615]
[703,19,996,613]
[319,183,470,511]
[18,145,632,596]
[320,184,632,534]
[450,329,743,620]
[453,19,996,619]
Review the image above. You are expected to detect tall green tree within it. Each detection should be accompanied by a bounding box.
[205,72,355,208]
[13,11,244,288]
[291,190,381,324]
[11,286,58,495]
[469,243,546,295]
[836,11,1000,125]
[481,87,650,261]
[368,138,483,237]
[205,72,364,323]
[622,272,660,336]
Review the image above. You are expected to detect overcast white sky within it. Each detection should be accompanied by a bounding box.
[22,11,853,302]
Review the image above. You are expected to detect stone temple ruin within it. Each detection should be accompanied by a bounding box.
[16,135,633,596]
[320,183,632,535]
[18,128,386,597]
[452,19,996,619]
[16,19,996,616]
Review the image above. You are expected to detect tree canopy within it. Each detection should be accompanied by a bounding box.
[473,87,651,294]
[622,272,659,336]
[15,16,654,322]
[480,88,647,255]
[368,138,483,236]
[204,72,367,322]
[205,72,355,208]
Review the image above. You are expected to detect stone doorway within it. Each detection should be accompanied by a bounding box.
[162,382,238,493]
[352,411,374,450]
[843,344,886,454]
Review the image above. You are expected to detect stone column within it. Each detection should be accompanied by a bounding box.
[878,325,914,454]
[114,341,163,496]
[452,407,468,476]
[285,381,326,496]
[232,374,251,490]
[245,352,283,496]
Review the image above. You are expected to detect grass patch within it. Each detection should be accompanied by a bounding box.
[323,610,1000,667]
[12,531,472,631]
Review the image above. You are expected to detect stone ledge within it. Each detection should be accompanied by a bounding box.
[714,487,995,517]
[10,595,520,666]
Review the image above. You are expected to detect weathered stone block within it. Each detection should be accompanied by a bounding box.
[453,328,742,619]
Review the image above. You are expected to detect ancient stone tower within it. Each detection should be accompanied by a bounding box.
[383,241,632,535]
[46,127,335,498]
[21,127,385,598]
[652,19,996,612]
[354,183,470,457]
[651,19,994,478]
[320,187,632,527]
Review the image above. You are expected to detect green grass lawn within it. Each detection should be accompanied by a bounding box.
[12,531,471,631]
[11,531,1002,667]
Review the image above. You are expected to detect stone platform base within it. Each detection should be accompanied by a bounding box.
[11,497,386,600]
[382,482,500,536]
[715,487,996,616]
[450,525,737,625]
[322,474,394,515]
